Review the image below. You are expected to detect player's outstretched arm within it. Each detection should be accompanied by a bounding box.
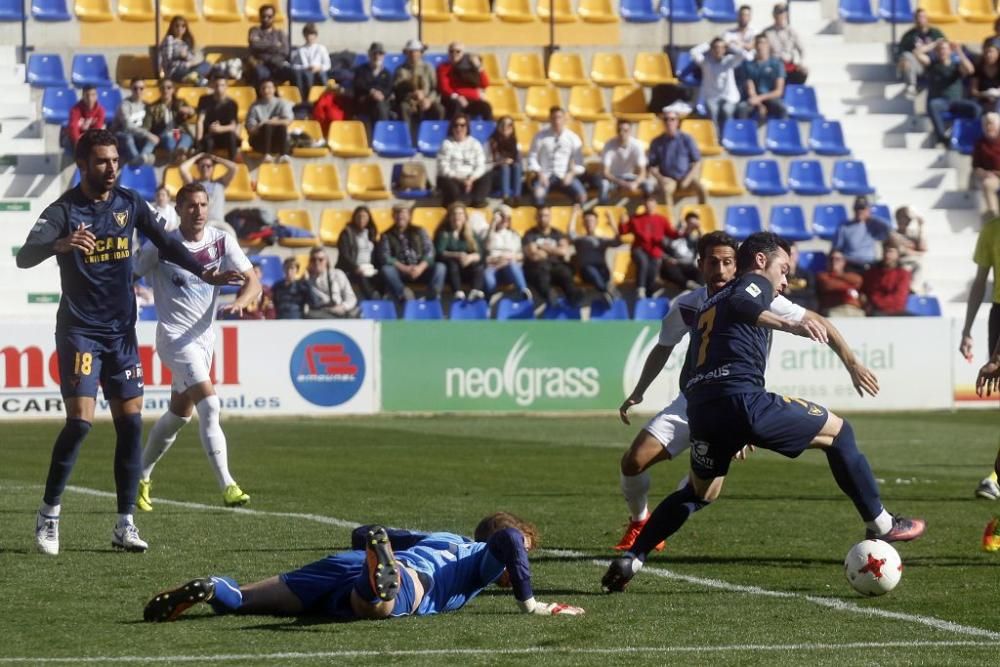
[16,211,94,268]
[620,344,675,425]
[755,310,828,344]
[219,268,262,317]
[487,528,584,617]
[802,311,879,397]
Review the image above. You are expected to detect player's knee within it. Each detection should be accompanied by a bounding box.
[621,433,669,475]
[679,483,714,510]
[196,394,222,425]
[831,419,858,453]
[113,412,142,438]
[63,417,92,439]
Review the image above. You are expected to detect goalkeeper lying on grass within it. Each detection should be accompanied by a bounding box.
[144,512,584,622]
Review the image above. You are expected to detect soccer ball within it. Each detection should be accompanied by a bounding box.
[843,539,902,596]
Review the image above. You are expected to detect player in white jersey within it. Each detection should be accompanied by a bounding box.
[133,182,260,509]
[613,232,881,551]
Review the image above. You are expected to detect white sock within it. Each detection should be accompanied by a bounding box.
[117,513,134,527]
[620,471,651,522]
[40,503,60,517]
[865,508,893,535]
[196,395,236,489]
[141,411,191,480]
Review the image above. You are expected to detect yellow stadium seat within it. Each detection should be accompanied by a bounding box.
[320,209,352,246]
[591,52,633,87]
[162,166,183,198]
[507,52,548,87]
[514,119,539,154]
[611,85,654,121]
[511,206,537,234]
[224,163,255,201]
[611,249,635,285]
[137,79,161,104]
[679,204,718,232]
[411,207,447,236]
[256,163,299,201]
[567,85,610,121]
[524,85,562,121]
[634,52,676,86]
[591,118,615,153]
[302,163,345,200]
[289,120,327,158]
[228,86,257,122]
[246,0,286,21]
[566,118,591,156]
[161,0,200,21]
[204,0,242,22]
[347,163,391,201]
[115,54,155,86]
[307,85,328,104]
[635,118,660,150]
[75,0,113,20]
[480,53,506,85]
[548,206,575,232]
[453,0,493,21]
[278,85,303,105]
[590,205,625,237]
[918,0,959,21]
[548,52,589,87]
[578,0,619,22]
[370,208,395,232]
[411,0,452,21]
[276,210,317,248]
[681,118,723,157]
[537,0,577,22]
[328,120,373,157]
[290,253,309,278]
[484,85,525,120]
[958,0,995,22]
[496,0,536,22]
[118,0,153,21]
[175,86,208,109]
[700,159,745,196]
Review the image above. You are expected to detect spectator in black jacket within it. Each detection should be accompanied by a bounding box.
[378,204,447,301]
[336,205,381,299]
[353,42,393,132]
[272,257,311,318]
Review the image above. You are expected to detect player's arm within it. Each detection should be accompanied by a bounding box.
[135,203,243,286]
[132,240,160,278]
[219,267,261,317]
[755,309,828,343]
[620,344,675,425]
[487,528,583,617]
[975,333,1000,396]
[960,264,990,361]
[802,310,879,397]
[16,208,93,268]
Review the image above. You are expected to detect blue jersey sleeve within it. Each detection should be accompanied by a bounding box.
[728,274,772,325]
[486,527,533,603]
[16,203,68,268]
[133,197,207,278]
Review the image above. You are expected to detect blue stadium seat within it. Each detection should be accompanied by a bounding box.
[812,204,847,240]
[764,119,807,156]
[542,298,582,320]
[905,294,941,316]
[660,0,700,22]
[673,51,702,87]
[361,299,398,319]
[721,119,764,156]
[329,0,368,21]
[838,0,878,22]
[469,119,496,145]
[877,0,913,22]
[809,119,850,156]
[32,0,71,20]
[416,119,449,157]
[251,255,283,287]
[291,0,327,21]
[496,297,535,320]
[832,159,875,195]
[619,0,659,22]
[404,298,444,320]
[372,0,410,20]
[784,84,821,120]
[383,53,406,76]
[798,250,827,274]
[71,54,112,88]
[951,118,982,155]
[724,205,763,240]
[870,203,891,222]
[138,304,158,321]
[425,52,449,70]
[768,205,811,241]
[28,54,68,88]
[96,86,122,117]
[744,159,787,196]
[633,296,669,320]
[391,163,433,199]
[119,164,157,201]
[42,86,76,124]
[450,298,489,320]
[701,0,737,22]
[788,159,832,195]
[590,298,630,320]
[372,121,417,158]
[0,0,25,20]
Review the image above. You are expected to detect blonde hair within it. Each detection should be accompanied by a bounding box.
[474,512,539,550]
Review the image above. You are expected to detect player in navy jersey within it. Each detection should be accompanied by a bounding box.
[143,512,584,622]
[15,129,243,556]
[602,232,926,592]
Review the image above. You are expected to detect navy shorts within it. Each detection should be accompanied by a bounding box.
[687,391,828,479]
[56,330,144,401]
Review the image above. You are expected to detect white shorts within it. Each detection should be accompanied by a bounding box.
[642,393,691,460]
[157,334,213,394]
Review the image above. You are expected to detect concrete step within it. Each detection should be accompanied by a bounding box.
[0,102,36,120]
[0,64,26,87]
[856,148,951,170]
[0,119,42,141]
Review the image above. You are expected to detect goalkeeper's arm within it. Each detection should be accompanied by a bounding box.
[486,528,584,616]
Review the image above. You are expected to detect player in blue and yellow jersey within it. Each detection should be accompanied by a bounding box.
[16,129,243,556]
[602,232,926,592]
[144,512,584,622]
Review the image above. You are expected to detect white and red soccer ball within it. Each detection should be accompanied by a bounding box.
[844,539,903,596]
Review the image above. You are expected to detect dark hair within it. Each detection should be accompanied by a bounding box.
[754,34,769,45]
[449,112,471,138]
[259,3,275,18]
[303,21,318,37]
[736,231,791,272]
[81,84,96,94]
[616,118,632,130]
[489,114,518,160]
[696,230,738,261]
[75,128,117,163]
[176,181,208,206]
[167,15,194,50]
[739,3,751,11]
[549,106,564,116]
[258,78,276,94]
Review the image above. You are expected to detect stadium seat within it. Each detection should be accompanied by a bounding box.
[673,51,701,87]
[633,51,676,86]
[410,0,450,21]
[256,163,299,201]
[347,163,391,200]
[161,0,199,19]
[496,297,534,320]
[328,120,373,157]
[222,163,254,201]
[578,0,619,22]
[548,53,588,87]
[590,118,615,152]
[659,0,700,21]
[252,255,283,286]
[871,203,891,222]
[542,298,582,320]
[797,250,827,274]
[302,163,345,201]
[479,53,506,85]
[287,120,326,157]
[372,0,410,19]
[416,120,449,157]
[838,0,878,22]
[566,118,591,155]
[74,0,113,21]
[631,118,658,150]
[289,0,327,20]
[453,0,492,20]
[96,86,122,117]
[411,206,447,236]
[495,0,535,22]
[330,0,368,20]
[319,208,351,244]
[32,0,71,19]
[764,119,808,156]
[391,163,433,199]
[162,165,183,198]
[246,0,287,20]
[513,120,540,153]
[361,299,398,320]
[951,118,982,155]
[591,52,633,87]
[370,207,396,234]
[228,86,256,122]
[877,0,913,22]
[372,121,417,158]
[567,85,610,121]
[809,119,850,156]
[633,296,669,320]
[276,86,303,106]
[724,205,763,240]
[744,159,788,196]
[524,85,562,121]
[27,54,68,88]
[768,205,811,241]
[404,299,444,320]
[507,52,548,87]
[721,119,765,156]
[611,85,654,121]
[174,86,207,110]
[276,209,317,248]
[784,84,821,120]
[679,203,718,232]
[905,294,942,316]
[118,0,154,21]
[42,86,75,124]
[680,118,723,156]
[919,0,958,21]
[611,249,635,285]
[788,159,832,196]
[119,165,158,201]
[537,0,577,22]
[958,0,995,22]
[701,158,745,196]
[619,0,658,21]
[702,0,737,22]
[71,54,112,88]
[469,119,497,144]
[590,298,630,320]
[812,204,848,240]
[484,85,525,120]
[510,206,537,235]
[832,159,875,195]
[115,54,156,87]
[204,0,242,21]
[383,53,406,76]
[450,299,489,320]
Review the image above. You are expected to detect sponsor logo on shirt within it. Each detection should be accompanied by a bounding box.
[745,282,761,297]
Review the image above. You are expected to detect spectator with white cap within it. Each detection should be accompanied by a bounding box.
[393,38,445,139]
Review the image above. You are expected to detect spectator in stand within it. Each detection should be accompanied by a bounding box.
[291,23,331,103]
[896,9,945,99]
[353,42,394,131]
[379,203,446,301]
[312,81,347,136]
[832,196,893,272]
[785,242,818,312]
[437,113,491,207]
[246,80,294,162]
[272,257,311,319]
[488,116,523,202]
[523,206,582,310]
[438,42,492,120]
[159,15,211,85]
[527,106,586,207]
[736,35,788,122]
[764,3,807,84]
[816,250,865,317]
[862,242,912,316]
[435,203,486,301]
[723,5,757,58]
[247,4,291,86]
[305,247,359,319]
[196,75,241,160]
[63,84,105,152]
[113,79,159,167]
[660,209,703,292]
[238,265,276,320]
[971,40,1000,113]
[648,109,707,209]
[179,151,237,227]
[690,38,745,130]
[572,208,621,301]
[144,80,195,162]
[393,39,445,140]
[891,206,928,281]
[974,112,1000,217]
[336,205,381,300]
[597,119,653,204]
[920,40,978,146]
[484,205,532,301]
[151,186,179,230]
[619,194,676,298]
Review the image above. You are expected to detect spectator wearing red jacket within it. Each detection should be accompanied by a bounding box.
[437,42,492,120]
[862,242,912,316]
[64,85,105,151]
[312,82,346,136]
[619,194,678,297]
[816,250,865,317]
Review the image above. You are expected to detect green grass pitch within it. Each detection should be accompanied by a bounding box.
[1,411,998,665]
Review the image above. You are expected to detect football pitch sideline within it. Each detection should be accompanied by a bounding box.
[1,412,998,666]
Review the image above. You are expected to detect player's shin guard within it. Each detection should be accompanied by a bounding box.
[113,413,143,515]
[620,471,651,521]
[824,420,883,522]
[141,411,191,479]
[206,576,243,614]
[196,396,236,489]
[43,418,92,506]
[631,484,711,561]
